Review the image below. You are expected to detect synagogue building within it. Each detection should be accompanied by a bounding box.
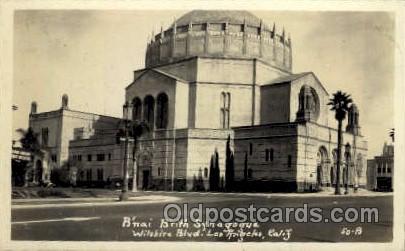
[27,10,368,192]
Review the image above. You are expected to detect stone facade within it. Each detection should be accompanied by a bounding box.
[28,96,121,183]
[68,135,124,186]
[232,122,367,192]
[132,129,233,191]
[123,10,368,192]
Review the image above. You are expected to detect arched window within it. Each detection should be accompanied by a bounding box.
[344,143,351,165]
[156,93,169,129]
[132,97,142,121]
[356,154,364,177]
[220,92,231,129]
[143,95,155,128]
[331,149,338,184]
[296,85,320,122]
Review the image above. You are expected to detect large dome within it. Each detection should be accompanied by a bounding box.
[174,10,262,27]
[145,10,292,72]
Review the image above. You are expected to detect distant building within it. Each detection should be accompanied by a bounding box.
[68,132,130,187]
[367,143,394,191]
[27,95,121,184]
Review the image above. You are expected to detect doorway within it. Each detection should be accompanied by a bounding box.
[316,146,329,189]
[142,170,150,190]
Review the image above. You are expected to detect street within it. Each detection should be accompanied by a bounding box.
[11,192,393,242]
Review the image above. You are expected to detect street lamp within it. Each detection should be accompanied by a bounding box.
[119,102,133,201]
[344,143,351,195]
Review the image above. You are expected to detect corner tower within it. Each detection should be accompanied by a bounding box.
[346,104,361,135]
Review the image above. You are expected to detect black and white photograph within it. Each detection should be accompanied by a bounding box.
[0,1,404,250]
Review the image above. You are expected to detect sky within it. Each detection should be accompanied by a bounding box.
[13,10,395,158]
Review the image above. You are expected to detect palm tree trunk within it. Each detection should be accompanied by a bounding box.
[132,157,138,192]
[335,119,342,195]
[119,125,130,201]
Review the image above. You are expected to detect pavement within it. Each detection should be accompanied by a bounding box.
[12,195,182,209]
[11,190,393,242]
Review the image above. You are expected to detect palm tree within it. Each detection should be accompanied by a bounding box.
[16,127,42,186]
[389,128,395,143]
[16,127,41,154]
[327,91,352,195]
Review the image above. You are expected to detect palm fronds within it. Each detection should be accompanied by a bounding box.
[327,91,352,120]
[16,127,41,153]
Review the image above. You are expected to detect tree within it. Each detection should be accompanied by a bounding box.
[192,168,205,191]
[225,135,235,192]
[51,160,72,187]
[389,128,395,143]
[115,119,149,195]
[209,149,220,191]
[209,156,214,190]
[16,127,41,154]
[327,91,352,195]
[16,127,42,186]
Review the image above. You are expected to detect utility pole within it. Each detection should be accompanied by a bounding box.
[119,102,133,201]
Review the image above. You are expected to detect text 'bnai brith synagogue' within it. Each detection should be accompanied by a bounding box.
[27,10,367,192]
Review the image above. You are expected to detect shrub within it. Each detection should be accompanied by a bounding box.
[36,188,69,198]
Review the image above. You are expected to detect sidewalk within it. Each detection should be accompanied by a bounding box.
[143,188,392,198]
[12,187,123,199]
[12,195,181,209]
[13,186,392,200]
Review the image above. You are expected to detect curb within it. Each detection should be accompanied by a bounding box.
[142,190,393,198]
